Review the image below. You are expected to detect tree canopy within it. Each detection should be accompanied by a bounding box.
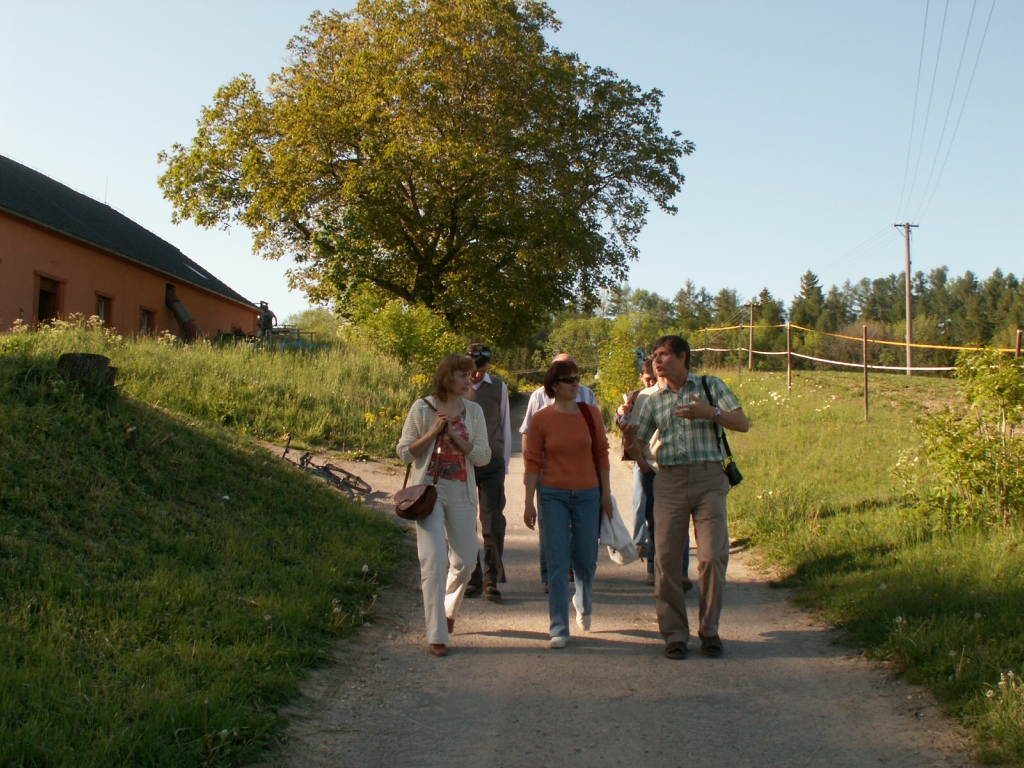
[158,0,693,344]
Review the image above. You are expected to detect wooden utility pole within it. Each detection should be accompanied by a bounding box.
[894,223,918,375]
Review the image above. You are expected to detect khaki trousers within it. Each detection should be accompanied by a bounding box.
[653,463,731,645]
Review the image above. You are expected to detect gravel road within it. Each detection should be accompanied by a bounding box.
[253,402,977,768]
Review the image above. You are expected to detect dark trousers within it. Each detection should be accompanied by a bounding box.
[469,457,507,586]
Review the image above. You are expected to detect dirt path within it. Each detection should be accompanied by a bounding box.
[254,404,977,768]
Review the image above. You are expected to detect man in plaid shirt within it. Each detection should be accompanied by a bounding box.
[621,335,749,660]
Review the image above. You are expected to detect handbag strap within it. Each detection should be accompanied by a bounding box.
[401,398,444,490]
[701,376,733,461]
[577,402,605,493]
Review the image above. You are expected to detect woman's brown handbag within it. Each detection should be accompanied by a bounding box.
[395,401,443,520]
[395,477,438,520]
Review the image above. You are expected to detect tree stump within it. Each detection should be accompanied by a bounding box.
[57,353,117,388]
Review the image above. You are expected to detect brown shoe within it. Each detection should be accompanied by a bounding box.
[699,634,723,657]
[446,616,455,633]
[429,643,448,657]
[483,583,502,602]
[663,641,687,660]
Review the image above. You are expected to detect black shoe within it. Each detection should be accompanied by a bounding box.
[464,583,482,598]
[483,584,502,602]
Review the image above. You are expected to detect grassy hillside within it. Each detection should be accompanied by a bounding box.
[720,368,1024,764]
[1,323,408,767]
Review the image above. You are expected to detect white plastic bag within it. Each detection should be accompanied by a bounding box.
[599,496,639,565]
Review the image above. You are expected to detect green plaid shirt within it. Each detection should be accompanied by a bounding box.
[634,374,742,465]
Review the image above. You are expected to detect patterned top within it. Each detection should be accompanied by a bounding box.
[633,374,742,466]
[427,416,470,481]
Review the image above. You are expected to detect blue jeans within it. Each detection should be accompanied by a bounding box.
[539,485,600,639]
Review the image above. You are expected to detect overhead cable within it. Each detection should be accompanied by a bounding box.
[918,0,997,223]
[895,0,932,218]
[904,0,951,220]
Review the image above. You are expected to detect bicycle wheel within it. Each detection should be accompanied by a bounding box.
[309,466,355,499]
[324,464,371,495]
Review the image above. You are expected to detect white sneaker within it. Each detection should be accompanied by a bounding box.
[550,636,567,649]
[575,611,591,631]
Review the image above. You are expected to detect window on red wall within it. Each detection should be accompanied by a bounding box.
[96,294,113,325]
[140,308,155,334]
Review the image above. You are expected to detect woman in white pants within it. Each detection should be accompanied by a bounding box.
[398,354,491,656]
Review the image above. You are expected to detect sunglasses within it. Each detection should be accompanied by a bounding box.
[556,375,581,384]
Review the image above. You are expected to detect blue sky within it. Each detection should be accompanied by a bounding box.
[2,1,1020,323]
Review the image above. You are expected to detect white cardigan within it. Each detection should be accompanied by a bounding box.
[397,396,492,487]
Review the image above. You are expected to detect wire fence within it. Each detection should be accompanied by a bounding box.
[689,323,1023,421]
[509,325,1022,422]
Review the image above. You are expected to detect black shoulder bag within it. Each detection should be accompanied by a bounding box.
[701,376,743,487]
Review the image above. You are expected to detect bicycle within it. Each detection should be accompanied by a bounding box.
[281,435,372,498]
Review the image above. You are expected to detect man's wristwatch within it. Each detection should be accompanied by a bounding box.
[713,406,721,423]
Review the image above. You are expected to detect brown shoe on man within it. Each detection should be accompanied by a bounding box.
[699,634,723,657]
[429,643,448,657]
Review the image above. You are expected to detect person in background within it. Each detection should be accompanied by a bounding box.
[622,335,749,660]
[397,354,491,657]
[523,358,611,648]
[463,343,511,602]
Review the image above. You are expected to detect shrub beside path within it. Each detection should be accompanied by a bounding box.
[254,403,977,768]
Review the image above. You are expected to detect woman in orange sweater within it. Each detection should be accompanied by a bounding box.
[524,359,612,648]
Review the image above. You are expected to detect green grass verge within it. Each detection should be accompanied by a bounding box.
[723,368,1024,764]
[1,318,420,455]
[0,336,408,766]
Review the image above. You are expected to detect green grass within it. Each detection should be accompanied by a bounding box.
[1,324,408,766]
[1,317,420,455]
[720,368,1024,764]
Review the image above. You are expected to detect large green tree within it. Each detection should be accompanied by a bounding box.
[158,0,693,343]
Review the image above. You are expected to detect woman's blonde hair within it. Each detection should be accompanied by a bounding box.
[432,354,475,401]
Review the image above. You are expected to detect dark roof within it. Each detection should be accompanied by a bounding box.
[0,154,256,310]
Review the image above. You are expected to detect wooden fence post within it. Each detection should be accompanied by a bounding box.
[1016,329,1022,358]
[863,325,869,422]
[786,323,792,390]
[748,304,755,371]
[737,327,742,377]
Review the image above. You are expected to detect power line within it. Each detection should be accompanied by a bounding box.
[904,0,951,220]
[818,226,898,275]
[918,0,997,223]
[895,0,931,218]
[912,0,980,223]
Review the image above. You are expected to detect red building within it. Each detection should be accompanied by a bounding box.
[0,154,259,337]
